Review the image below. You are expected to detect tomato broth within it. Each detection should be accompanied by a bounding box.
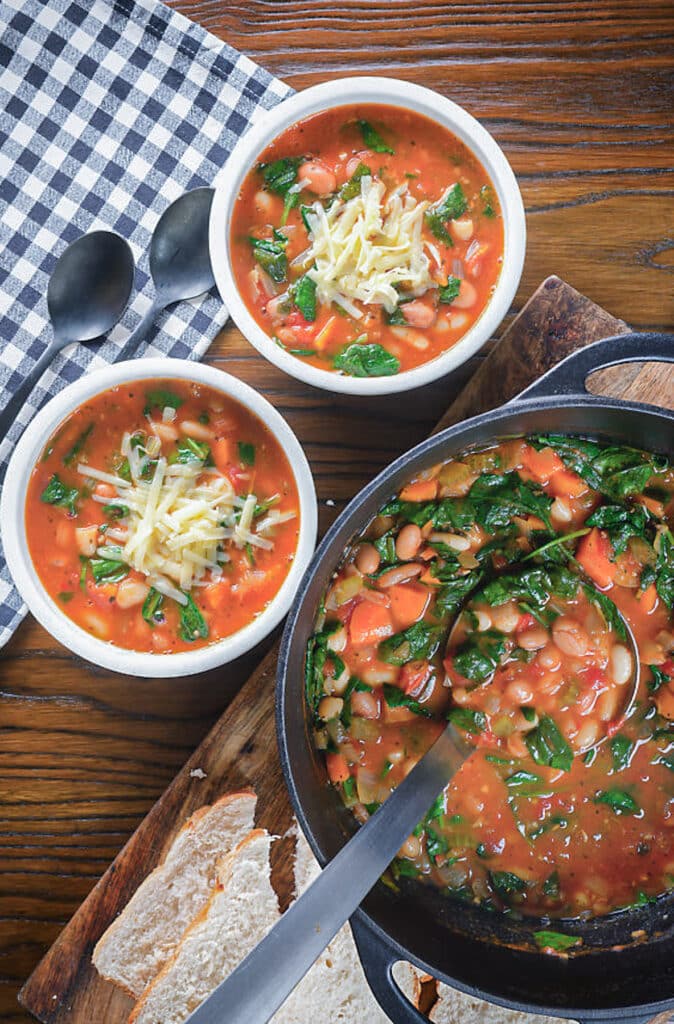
[230,104,504,378]
[307,435,674,932]
[25,379,300,654]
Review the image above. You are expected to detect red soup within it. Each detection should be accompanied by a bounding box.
[230,104,504,378]
[25,379,300,653]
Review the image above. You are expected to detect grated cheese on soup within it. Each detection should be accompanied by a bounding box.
[304,175,434,315]
[77,433,294,605]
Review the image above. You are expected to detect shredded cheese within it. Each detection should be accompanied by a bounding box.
[304,176,434,314]
[78,440,294,600]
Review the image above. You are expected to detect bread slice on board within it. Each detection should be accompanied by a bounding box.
[272,831,395,1023]
[429,983,574,1024]
[129,828,279,1024]
[93,790,256,998]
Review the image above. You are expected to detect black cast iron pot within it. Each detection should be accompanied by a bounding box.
[277,332,674,1024]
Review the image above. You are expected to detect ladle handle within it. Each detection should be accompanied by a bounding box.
[184,725,469,1024]
[0,335,65,454]
[114,301,160,363]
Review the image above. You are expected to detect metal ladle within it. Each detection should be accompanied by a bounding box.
[114,187,216,362]
[0,231,134,456]
[185,575,640,1024]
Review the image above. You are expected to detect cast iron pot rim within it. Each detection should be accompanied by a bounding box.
[276,390,674,1022]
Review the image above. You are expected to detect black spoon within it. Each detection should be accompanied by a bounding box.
[0,231,134,453]
[114,187,216,362]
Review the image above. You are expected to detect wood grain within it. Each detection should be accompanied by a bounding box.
[18,277,674,1024]
[2,0,673,1020]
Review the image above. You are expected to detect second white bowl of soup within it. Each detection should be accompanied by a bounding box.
[211,76,525,395]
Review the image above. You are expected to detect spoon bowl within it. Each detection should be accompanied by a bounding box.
[0,230,134,457]
[114,187,216,361]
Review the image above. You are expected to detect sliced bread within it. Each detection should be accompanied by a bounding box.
[272,830,394,1024]
[129,828,279,1024]
[93,790,256,997]
[429,982,574,1024]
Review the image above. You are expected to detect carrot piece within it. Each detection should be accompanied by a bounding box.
[212,437,231,474]
[400,659,431,696]
[642,494,665,518]
[349,600,394,646]
[520,445,565,482]
[549,468,587,499]
[389,583,430,629]
[326,753,350,784]
[576,527,617,589]
[399,478,438,502]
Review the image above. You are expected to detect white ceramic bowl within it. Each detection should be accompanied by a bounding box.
[210,76,526,395]
[0,359,317,677]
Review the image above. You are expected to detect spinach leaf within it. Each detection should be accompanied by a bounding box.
[249,232,288,283]
[649,664,672,693]
[489,870,527,898]
[379,622,442,666]
[594,788,640,815]
[339,161,371,200]
[525,715,573,772]
[505,769,543,790]
[542,871,560,898]
[386,304,409,325]
[582,583,627,641]
[258,156,302,196]
[90,553,128,583]
[440,472,553,533]
[448,707,486,734]
[381,498,438,527]
[178,593,209,642]
[424,183,467,244]
[438,276,461,304]
[610,734,634,772]
[433,497,475,532]
[425,824,449,861]
[479,568,550,609]
[382,683,433,718]
[290,273,317,322]
[238,442,256,467]
[142,588,164,626]
[533,435,667,499]
[103,503,129,519]
[305,623,341,713]
[334,342,400,378]
[175,437,211,464]
[655,528,674,610]
[451,631,506,683]
[533,930,581,953]
[373,532,398,567]
[435,570,484,617]
[144,389,183,414]
[63,424,93,466]
[586,503,650,556]
[356,119,394,155]
[40,474,79,515]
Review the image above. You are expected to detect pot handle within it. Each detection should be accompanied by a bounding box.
[514,331,674,403]
[350,916,432,1024]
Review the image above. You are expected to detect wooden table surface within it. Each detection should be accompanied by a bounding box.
[2,3,673,1021]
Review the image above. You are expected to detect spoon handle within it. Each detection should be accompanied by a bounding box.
[115,302,161,363]
[0,336,65,453]
[184,724,469,1024]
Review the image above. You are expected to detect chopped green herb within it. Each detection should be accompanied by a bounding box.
[339,161,371,200]
[451,631,507,683]
[103,503,129,519]
[480,184,497,218]
[610,734,634,772]
[489,870,527,898]
[424,183,467,244]
[198,412,210,425]
[649,664,672,693]
[382,683,433,718]
[655,528,674,610]
[586,503,650,556]
[57,591,74,603]
[90,555,128,584]
[175,437,211,464]
[542,871,560,898]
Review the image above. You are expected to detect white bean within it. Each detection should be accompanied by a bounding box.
[402,300,437,329]
[116,578,150,609]
[490,601,520,634]
[75,525,98,557]
[518,627,549,651]
[610,644,633,685]
[395,524,422,561]
[474,610,492,632]
[351,690,379,719]
[150,420,179,443]
[298,160,337,196]
[450,217,473,242]
[551,497,573,525]
[552,616,590,657]
[253,190,275,216]
[179,419,213,442]
[451,279,477,310]
[429,531,471,551]
[355,544,380,575]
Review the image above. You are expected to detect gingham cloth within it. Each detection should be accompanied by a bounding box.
[0,0,292,648]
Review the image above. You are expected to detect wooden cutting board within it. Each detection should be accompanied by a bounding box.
[18,277,674,1024]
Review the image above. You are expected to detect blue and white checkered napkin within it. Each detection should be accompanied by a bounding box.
[0,0,292,647]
